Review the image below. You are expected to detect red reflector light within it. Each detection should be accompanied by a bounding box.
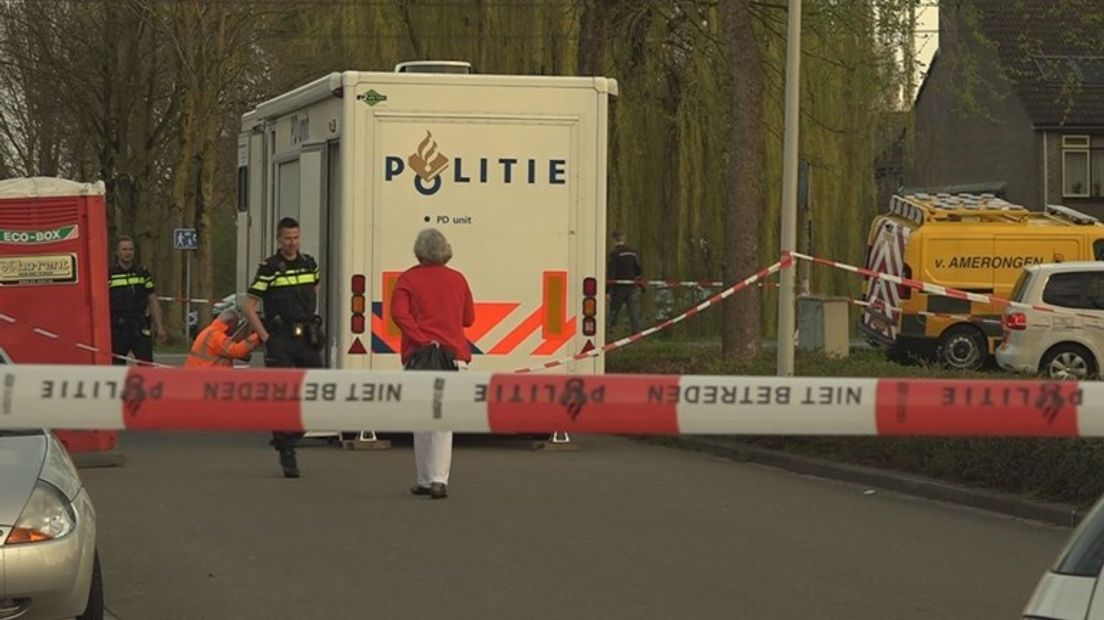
[583,277,597,297]
[582,317,597,336]
[1002,312,1027,331]
[351,275,366,295]
[351,314,365,334]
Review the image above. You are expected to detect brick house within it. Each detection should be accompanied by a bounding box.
[908,0,1104,217]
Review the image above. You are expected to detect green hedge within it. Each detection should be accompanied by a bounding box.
[606,343,1104,507]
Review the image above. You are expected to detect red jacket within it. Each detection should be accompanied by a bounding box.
[391,264,475,364]
[185,319,259,368]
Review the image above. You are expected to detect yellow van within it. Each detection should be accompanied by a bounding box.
[860,193,1104,369]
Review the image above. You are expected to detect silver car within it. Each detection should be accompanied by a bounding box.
[1024,494,1104,619]
[0,430,102,619]
[996,262,1104,380]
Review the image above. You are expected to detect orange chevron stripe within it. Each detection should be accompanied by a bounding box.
[465,302,519,346]
[488,306,543,355]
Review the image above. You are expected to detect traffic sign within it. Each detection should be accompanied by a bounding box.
[173,228,198,250]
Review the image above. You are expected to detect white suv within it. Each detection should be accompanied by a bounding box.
[996,262,1104,380]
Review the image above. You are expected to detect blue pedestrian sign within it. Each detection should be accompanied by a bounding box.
[173,228,198,250]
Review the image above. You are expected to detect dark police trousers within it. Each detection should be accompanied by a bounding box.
[608,285,642,334]
[265,332,322,452]
[111,319,153,366]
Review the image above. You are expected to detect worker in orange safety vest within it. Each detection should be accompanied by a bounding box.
[185,308,261,368]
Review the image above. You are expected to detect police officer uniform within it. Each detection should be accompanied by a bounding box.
[109,261,156,365]
[607,242,643,334]
[248,251,322,475]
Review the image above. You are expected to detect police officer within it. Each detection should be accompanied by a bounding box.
[109,235,166,365]
[607,230,643,334]
[242,217,322,479]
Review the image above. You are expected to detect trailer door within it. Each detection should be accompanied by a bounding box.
[369,113,582,372]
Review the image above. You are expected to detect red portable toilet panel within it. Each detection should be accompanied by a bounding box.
[0,178,111,365]
[0,178,114,453]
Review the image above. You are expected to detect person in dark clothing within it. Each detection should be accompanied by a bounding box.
[607,230,643,334]
[242,217,322,479]
[109,235,165,365]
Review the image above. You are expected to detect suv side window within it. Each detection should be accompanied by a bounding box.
[1043,272,1104,309]
[1010,270,1032,301]
[1092,277,1104,310]
[1095,239,1104,261]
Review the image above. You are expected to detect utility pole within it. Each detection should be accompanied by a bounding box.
[776,0,802,376]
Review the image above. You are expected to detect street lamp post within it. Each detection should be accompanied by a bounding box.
[776,0,802,376]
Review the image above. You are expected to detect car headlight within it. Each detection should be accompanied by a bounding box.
[5,480,76,544]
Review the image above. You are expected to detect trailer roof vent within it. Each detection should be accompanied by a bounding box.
[394,60,473,74]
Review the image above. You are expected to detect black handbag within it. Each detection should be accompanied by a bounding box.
[404,344,457,371]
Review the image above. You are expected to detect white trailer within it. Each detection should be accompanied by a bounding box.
[237,66,617,384]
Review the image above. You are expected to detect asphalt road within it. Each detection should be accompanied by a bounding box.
[82,432,1069,619]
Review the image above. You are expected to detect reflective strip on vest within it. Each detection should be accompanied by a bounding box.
[250,274,276,292]
[109,276,148,288]
[271,273,319,287]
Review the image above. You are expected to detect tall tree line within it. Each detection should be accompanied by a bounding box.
[0,0,920,357]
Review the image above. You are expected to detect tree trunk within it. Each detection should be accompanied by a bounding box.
[167,75,198,343]
[576,0,608,76]
[398,0,423,59]
[194,109,218,324]
[721,0,765,361]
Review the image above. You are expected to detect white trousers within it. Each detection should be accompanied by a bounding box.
[414,431,452,486]
[414,361,466,486]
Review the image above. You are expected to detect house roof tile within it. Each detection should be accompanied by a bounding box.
[972,0,1104,127]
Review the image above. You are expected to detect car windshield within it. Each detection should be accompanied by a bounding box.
[1055,494,1104,577]
[1010,270,1032,302]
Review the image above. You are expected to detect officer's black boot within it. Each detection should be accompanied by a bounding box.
[279,449,300,478]
[270,436,300,478]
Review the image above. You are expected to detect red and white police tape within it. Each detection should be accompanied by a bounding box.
[787,251,1104,327]
[156,294,234,305]
[516,259,789,372]
[608,279,779,289]
[0,313,171,368]
[3,262,787,374]
[0,364,1097,436]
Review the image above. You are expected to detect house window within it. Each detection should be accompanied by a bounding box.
[1063,135,1104,198]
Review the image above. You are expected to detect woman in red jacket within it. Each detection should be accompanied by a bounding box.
[391,228,474,500]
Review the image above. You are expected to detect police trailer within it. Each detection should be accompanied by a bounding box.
[237,63,617,438]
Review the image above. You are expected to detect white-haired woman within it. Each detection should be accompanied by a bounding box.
[391,228,475,500]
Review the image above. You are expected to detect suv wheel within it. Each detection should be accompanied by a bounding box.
[937,325,987,370]
[1040,344,1097,380]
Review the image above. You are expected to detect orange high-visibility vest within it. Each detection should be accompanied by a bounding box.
[185,319,259,368]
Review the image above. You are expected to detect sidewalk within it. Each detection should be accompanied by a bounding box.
[643,435,1086,527]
